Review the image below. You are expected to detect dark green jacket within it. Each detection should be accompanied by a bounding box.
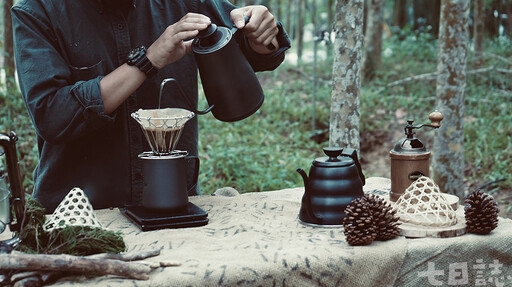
[12,0,290,212]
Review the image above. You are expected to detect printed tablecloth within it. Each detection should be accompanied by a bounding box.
[48,178,512,287]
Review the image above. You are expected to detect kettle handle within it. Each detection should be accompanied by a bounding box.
[231,16,276,51]
[341,148,366,186]
[160,78,214,115]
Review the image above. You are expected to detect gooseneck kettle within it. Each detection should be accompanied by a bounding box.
[297,147,365,226]
[190,18,265,122]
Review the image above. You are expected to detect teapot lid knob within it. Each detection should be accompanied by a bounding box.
[323,147,343,160]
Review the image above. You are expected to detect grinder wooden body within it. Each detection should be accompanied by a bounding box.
[389,150,430,201]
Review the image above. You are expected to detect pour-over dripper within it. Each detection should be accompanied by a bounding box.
[131,108,195,155]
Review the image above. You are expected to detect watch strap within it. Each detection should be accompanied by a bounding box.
[127,46,158,78]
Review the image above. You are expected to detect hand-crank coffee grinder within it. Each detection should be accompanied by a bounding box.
[389,111,443,201]
[121,82,209,231]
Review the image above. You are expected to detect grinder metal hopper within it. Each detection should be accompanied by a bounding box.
[131,108,195,155]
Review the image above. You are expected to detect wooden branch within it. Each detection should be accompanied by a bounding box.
[495,67,512,74]
[479,52,512,66]
[386,65,499,87]
[386,71,437,87]
[1,253,152,280]
[3,249,181,286]
[87,247,162,261]
[288,68,331,85]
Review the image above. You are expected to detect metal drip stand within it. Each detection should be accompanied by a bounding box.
[121,80,208,231]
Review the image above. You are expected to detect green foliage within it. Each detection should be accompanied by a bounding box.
[15,195,126,256]
[0,76,38,191]
[464,37,512,185]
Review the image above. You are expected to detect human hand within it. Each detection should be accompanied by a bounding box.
[230,6,279,54]
[147,13,211,69]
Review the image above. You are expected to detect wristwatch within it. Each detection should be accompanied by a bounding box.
[126,45,157,78]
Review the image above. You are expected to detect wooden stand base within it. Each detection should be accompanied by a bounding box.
[375,190,467,238]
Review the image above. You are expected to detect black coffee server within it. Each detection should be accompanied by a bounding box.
[297,147,365,226]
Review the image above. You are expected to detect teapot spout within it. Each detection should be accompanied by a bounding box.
[296,168,309,192]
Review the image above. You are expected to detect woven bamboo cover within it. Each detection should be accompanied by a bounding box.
[395,176,457,227]
[43,187,103,232]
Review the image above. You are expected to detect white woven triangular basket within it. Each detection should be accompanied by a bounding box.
[43,187,103,232]
[395,176,457,227]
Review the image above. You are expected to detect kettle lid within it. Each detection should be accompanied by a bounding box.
[192,24,231,54]
[313,147,354,167]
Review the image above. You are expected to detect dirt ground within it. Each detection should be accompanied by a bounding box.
[360,126,512,219]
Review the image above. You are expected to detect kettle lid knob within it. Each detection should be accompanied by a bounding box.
[197,23,217,39]
[323,147,343,160]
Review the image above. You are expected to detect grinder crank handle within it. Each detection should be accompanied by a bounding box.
[232,16,276,51]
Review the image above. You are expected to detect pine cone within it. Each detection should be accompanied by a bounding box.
[363,194,401,241]
[343,197,376,246]
[464,190,499,235]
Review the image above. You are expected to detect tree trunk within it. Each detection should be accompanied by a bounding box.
[3,0,15,89]
[433,0,469,199]
[413,0,441,36]
[393,0,408,28]
[473,0,485,67]
[328,0,334,32]
[287,0,295,40]
[296,0,306,64]
[329,0,364,151]
[506,0,512,39]
[362,0,384,82]
[275,0,282,22]
[485,0,501,39]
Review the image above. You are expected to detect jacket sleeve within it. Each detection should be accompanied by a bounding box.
[11,4,114,146]
[196,0,291,72]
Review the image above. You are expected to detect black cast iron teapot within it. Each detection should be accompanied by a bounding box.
[297,147,365,226]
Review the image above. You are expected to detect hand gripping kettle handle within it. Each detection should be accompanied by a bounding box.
[160,78,214,115]
[231,16,276,51]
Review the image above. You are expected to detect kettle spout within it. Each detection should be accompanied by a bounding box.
[296,168,309,191]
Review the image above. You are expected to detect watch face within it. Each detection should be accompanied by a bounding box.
[128,49,138,59]
[128,46,146,63]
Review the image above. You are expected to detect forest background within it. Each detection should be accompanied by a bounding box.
[1,0,511,217]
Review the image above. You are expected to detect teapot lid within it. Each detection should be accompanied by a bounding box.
[192,24,231,54]
[313,147,354,167]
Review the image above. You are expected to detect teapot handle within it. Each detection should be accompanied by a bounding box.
[341,148,366,186]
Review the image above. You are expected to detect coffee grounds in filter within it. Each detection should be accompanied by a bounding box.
[131,108,195,155]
